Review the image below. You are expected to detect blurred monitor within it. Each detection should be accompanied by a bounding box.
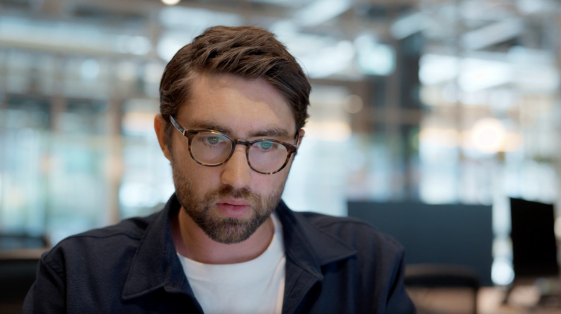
[510,198,558,278]
[0,234,48,250]
[347,202,493,286]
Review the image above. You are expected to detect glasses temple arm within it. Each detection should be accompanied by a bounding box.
[169,115,185,135]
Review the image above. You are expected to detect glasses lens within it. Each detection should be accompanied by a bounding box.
[191,132,232,165]
[248,140,288,173]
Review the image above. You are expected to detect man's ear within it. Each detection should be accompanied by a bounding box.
[154,114,171,161]
[297,128,305,148]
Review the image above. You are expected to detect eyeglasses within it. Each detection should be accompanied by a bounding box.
[169,115,299,175]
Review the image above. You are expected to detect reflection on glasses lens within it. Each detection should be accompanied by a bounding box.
[248,141,287,173]
[191,132,231,165]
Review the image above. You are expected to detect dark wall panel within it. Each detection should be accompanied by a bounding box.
[348,202,493,286]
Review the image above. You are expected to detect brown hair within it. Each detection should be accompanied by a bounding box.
[159,25,311,144]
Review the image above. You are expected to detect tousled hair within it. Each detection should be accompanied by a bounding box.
[159,25,311,144]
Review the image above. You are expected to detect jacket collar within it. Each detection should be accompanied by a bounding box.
[121,194,356,301]
[121,194,198,303]
[275,200,357,280]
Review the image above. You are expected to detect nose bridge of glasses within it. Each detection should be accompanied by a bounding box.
[223,140,252,176]
[233,139,253,149]
[228,139,251,161]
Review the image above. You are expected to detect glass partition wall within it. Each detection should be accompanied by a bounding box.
[0,0,560,286]
[0,50,168,244]
[416,0,561,285]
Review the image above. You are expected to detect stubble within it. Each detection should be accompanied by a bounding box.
[171,159,283,244]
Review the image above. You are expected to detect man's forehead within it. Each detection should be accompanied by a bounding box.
[192,73,287,105]
[176,73,297,136]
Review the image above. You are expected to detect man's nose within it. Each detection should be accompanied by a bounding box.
[220,144,252,189]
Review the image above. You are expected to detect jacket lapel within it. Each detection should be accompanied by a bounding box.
[276,201,357,314]
[121,194,203,312]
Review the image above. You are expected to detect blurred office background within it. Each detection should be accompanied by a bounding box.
[1,0,561,311]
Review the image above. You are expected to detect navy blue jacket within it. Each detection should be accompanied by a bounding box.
[24,194,416,313]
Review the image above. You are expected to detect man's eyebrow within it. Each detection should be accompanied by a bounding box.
[186,120,290,138]
[187,121,232,134]
[248,128,290,138]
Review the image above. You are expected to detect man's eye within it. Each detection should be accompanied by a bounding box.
[204,136,222,145]
[258,141,274,150]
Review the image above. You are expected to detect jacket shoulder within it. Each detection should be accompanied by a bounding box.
[57,213,155,244]
[41,213,157,275]
[297,211,404,255]
[75,214,155,239]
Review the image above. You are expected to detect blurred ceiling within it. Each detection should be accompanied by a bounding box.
[0,0,417,39]
[1,0,556,81]
[0,0,421,81]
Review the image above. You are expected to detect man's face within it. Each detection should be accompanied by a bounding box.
[163,73,301,244]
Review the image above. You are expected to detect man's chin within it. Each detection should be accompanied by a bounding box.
[190,206,270,244]
[203,218,262,244]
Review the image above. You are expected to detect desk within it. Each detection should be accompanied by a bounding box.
[0,248,48,260]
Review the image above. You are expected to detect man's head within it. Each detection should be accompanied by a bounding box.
[159,25,311,147]
[155,26,311,244]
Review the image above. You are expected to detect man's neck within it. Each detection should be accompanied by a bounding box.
[171,208,275,264]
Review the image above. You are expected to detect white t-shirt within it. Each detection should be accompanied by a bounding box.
[177,212,286,314]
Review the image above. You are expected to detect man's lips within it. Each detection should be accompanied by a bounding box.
[215,199,251,218]
[217,198,250,206]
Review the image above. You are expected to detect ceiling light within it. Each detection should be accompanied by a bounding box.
[470,118,506,154]
[161,0,180,6]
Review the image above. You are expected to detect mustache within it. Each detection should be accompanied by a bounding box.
[218,185,250,198]
[212,185,261,203]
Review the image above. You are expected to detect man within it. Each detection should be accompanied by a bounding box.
[24,26,416,313]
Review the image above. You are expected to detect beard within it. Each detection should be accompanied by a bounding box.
[171,159,284,244]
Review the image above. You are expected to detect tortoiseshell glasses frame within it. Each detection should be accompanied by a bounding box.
[169,115,299,175]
